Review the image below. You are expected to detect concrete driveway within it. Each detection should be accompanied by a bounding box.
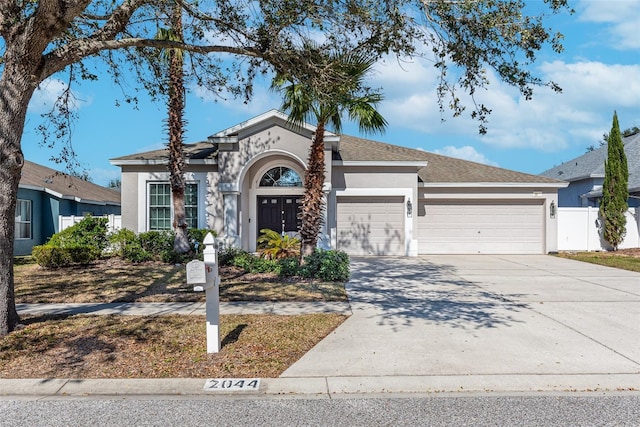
[280,255,640,393]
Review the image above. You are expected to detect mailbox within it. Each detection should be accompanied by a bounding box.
[186,259,206,291]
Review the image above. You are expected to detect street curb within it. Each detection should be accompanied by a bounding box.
[2,374,638,398]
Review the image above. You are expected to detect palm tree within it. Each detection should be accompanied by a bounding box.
[273,47,387,259]
[158,4,190,253]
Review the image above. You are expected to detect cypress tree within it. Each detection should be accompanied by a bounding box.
[599,111,629,250]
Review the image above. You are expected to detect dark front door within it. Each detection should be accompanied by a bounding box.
[257,196,301,235]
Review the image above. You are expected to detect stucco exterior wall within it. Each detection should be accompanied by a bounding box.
[120,169,140,232]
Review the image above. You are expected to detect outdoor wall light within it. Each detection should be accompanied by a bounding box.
[550,201,556,219]
[406,199,413,218]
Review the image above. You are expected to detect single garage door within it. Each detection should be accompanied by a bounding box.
[418,199,545,254]
[337,196,405,256]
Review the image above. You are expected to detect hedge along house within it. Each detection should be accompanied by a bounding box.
[111,110,567,256]
[15,160,122,256]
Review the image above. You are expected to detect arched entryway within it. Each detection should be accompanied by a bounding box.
[256,167,303,235]
[241,157,306,252]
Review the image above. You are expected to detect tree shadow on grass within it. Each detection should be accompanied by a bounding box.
[347,257,529,331]
[2,314,166,376]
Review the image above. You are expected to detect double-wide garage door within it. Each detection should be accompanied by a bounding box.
[418,199,545,254]
[336,196,405,256]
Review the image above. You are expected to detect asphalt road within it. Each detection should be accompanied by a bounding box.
[1,394,638,426]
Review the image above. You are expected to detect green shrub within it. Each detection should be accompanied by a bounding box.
[32,244,99,269]
[257,229,300,260]
[219,248,280,274]
[161,249,199,264]
[138,230,174,255]
[278,256,300,277]
[122,242,153,263]
[218,246,248,267]
[108,228,137,257]
[300,249,350,282]
[48,215,109,252]
[187,228,217,252]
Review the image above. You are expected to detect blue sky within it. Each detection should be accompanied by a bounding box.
[22,0,640,186]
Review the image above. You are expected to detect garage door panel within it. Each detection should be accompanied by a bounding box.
[418,199,544,254]
[337,197,404,256]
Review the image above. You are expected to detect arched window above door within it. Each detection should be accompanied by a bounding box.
[259,167,303,187]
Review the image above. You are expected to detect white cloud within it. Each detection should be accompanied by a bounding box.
[368,51,640,153]
[578,0,640,49]
[432,145,498,166]
[28,78,89,114]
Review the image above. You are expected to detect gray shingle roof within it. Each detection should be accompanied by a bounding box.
[20,161,121,205]
[110,142,216,162]
[112,134,563,185]
[337,135,563,184]
[540,132,640,191]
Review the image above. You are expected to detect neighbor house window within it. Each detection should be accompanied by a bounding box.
[148,182,198,230]
[15,199,31,239]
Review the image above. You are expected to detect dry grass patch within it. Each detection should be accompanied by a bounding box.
[0,313,347,379]
[14,258,347,303]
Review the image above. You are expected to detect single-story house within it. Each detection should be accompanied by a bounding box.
[540,131,640,208]
[111,110,566,256]
[14,160,122,256]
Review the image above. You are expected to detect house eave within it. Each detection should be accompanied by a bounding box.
[422,182,569,189]
[110,159,169,166]
[556,173,605,182]
[333,160,428,168]
[110,159,216,166]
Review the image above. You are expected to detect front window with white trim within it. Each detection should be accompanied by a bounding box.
[15,199,31,239]
[148,182,199,231]
[149,183,172,230]
[184,183,198,229]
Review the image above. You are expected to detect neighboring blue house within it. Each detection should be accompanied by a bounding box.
[540,132,640,208]
[14,161,121,256]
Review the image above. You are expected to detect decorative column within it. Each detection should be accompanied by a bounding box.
[319,183,331,249]
[219,182,240,248]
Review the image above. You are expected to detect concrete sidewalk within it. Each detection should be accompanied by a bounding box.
[16,301,352,316]
[4,255,640,398]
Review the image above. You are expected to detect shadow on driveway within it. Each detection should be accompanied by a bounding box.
[348,257,528,331]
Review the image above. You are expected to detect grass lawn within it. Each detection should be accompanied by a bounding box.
[556,248,640,273]
[0,313,346,379]
[14,257,347,303]
[4,257,349,379]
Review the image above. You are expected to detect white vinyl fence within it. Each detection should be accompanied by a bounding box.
[59,214,122,234]
[557,207,640,251]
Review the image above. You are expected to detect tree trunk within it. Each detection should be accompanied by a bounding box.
[299,122,326,261]
[0,70,36,336]
[167,6,190,254]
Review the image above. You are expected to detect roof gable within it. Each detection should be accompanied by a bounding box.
[208,109,337,142]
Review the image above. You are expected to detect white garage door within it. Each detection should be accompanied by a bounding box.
[337,196,405,256]
[418,199,545,254]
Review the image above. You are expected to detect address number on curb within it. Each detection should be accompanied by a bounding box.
[204,378,261,392]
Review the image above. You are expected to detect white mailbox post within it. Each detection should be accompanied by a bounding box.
[187,232,220,353]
